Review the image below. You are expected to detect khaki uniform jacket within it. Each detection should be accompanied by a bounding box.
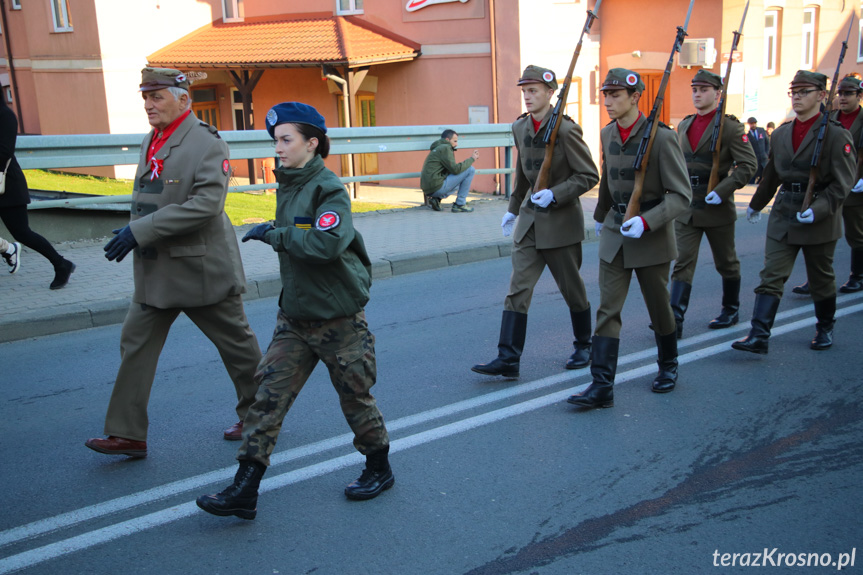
[595,115,692,268]
[676,113,757,227]
[128,113,247,308]
[751,116,855,245]
[832,106,863,207]
[507,109,599,250]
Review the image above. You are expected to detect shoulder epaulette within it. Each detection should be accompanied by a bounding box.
[562,114,575,123]
[199,122,221,137]
[682,114,695,122]
[516,112,529,120]
[780,119,793,128]
[604,119,615,127]
[829,118,845,129]
[725,114,739,122]
[658,122,672,130]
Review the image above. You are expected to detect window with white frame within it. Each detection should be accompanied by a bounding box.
[802,7,817,69]
[11,0,21,9]
[858,6,863,62]
[764,10,779,76]
[50,0,73,32]
[336,0,363,15]
[222,0,243,22]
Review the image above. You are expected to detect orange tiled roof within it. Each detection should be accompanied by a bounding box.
[148,15,421,69]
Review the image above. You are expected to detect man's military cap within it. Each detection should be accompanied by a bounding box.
[266,102,328,139]
[790,70,828,90]
[517,65,558,90]
[139,67,190,92]
[837,74,863,93]
[691,69,722,88]
[600,68,645,93]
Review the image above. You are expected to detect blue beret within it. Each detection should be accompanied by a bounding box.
[265,102,327,138]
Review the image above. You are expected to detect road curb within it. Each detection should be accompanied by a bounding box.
[0,241,514,343]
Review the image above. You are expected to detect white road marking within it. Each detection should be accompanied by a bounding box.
[1,298,860,573]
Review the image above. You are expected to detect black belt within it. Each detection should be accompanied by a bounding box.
[610,198,661,215]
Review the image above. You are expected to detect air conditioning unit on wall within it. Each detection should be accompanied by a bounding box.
[678,38,716,68]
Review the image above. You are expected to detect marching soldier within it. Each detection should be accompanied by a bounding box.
[733,71,855,355]
[670,70,757,337]
[793,73,863,295]
[472,65,599,378]
[568,69,691,409]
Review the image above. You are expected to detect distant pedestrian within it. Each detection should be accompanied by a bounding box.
[0,97,75,288]
[197,102,393,521]
[1,236,20,274]
[420,129,479,212]
[746,117,769,184]
[85,68,261,459]
[472,65,599,379]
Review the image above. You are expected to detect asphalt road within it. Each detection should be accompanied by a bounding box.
[1,221,861,575]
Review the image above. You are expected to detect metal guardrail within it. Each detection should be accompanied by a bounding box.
[16,123,515,209]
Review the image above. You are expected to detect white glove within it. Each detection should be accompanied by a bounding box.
[620,217,645,238]
[796,208,814,224]
[746,207,761,224]
[595,222,603,237]
[852,178,863,193]
[501,212,516,237]
[705,191,722,205]
[530,188,555,208]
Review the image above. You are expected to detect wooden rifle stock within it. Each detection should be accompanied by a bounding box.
[707,2,748,193]
[801,15,853,212]
[533,1,600,192]
[624,15,692,222]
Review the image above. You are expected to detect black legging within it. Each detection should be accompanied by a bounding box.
[0,205,64,267]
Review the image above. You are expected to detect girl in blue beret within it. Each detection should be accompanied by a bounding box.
[198,102,394,520]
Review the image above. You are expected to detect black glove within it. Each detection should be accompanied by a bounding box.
[104,226,138,262]
[242,223,275,243]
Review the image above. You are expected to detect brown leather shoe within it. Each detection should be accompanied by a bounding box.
[85,436,147,458]
[223,421,244,441]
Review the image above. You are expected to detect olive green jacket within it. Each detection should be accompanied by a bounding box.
[420,138,475,195]
[264,155,372,321]
[751,116,855,245]
[595,114,692,268]
[508,108,599,249]
[676,113,757,227]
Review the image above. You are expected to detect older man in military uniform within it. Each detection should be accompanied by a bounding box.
[793,73,863,295]
[472,65,599,378]
[85,68,262,458]
[568,68,691,409]
[733,70,855,355]
[669,70,757,337]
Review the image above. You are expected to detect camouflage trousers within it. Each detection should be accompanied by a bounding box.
[238,309,389,467]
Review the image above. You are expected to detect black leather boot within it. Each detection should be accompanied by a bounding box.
[567,336,618,409]
[732,294,781,355]
[50,258,76,290]
[196,460,266,520]
[471,311,527,378]
[669,280,691,339]
[709,277,740,329]
[810,297,836,350]
[839,249,863,293]
[791,281,810,295]
[565,306,592,369]
[652,331,678,393]
[345,446,395,500]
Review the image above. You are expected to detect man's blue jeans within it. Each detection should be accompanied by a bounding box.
[430,166,475,205]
